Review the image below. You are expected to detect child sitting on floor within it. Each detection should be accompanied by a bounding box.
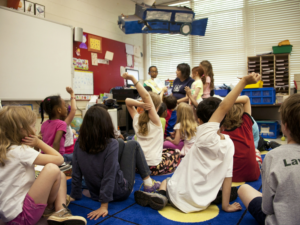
[123,72,180,176]
[164,103,197,156]
[40,87,73,162]
[70,106,160,220]
[160,89,178,139]
[222,96,261,182]
[0,106,86,225]
[238,94,300,225]
[134,72,261,213]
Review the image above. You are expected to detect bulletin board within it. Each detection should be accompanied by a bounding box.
[73,32,134,95]
[73,70,94,94]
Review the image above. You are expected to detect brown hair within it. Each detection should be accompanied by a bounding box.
[164,95,177,110]
[0,106,37,166]
[176,103,197,140]
[192,66,205,84]
[138,92,161,136]
[200,60,214,90]
[279,94,300,144]
[222,104,244,130]
[78,106,115,153]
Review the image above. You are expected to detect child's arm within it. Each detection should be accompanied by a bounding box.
[209,73,260,123]
[185,86,198,107]
[177,96,189,104]
[234,96,251,115]
[160,87,168,101]
[221,177,242,212]
[125,99,152,119]
[165,129,181,145]
[52,131,64,152]
[123,73,161,127]
[22,135,64,166]
[64,87,76,126]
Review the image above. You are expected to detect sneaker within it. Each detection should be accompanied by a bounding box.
[134,190,168,210]
[143,179,161,193]
[211,187,238,205]
[43,195,71,217]
[47,204,86,225]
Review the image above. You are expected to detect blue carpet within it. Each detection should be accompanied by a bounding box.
[67,155,266,225]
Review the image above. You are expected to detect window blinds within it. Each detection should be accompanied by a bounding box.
[149,0,300,86]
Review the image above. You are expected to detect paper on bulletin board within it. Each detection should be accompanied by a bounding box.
[133,45,141,58]
[105,51,114,61]
[120,66,126,77]
[73,58,89,70]
[91,53,98,66]
[127,54,133,67]
[134,56,141,63]
[125,44,134,55]
[73,70,94,94]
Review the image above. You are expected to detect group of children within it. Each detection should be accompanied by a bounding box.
[0,60,299,225]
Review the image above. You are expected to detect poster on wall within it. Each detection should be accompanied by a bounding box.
[17,0,25,12]
[88,35,102,53]
[73,58,89,70]
[24,1,35,15]
[35,3,45,18]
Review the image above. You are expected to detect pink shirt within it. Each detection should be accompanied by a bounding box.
[41,119,67,155]
[202,76,211,98]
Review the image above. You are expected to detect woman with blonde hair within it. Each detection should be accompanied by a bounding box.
[164,103,197,156]
[123,73,181,176]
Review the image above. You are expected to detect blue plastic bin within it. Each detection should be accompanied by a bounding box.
[241,88,276,105]
[215,89,230,97]
[257,121,280,139]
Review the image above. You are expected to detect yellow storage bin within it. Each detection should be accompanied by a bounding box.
[245,80,263,89]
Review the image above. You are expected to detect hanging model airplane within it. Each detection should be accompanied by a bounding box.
[117,1,208,36]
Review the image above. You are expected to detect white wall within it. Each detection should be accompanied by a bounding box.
[0,0,144,130]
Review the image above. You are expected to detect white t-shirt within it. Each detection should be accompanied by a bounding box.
[0,145,39,222]
[167,122,234,213]
[133,114,163,166]
[64,125,74,147]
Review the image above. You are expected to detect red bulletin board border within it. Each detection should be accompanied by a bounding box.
[73,32,133,95]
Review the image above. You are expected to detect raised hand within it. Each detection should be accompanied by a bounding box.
[141,103,152,111]
[121,72,132,80]
[243,73,261,85]
[66,87,74,95]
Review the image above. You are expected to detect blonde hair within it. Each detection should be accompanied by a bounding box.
[176,103,197,140]
[222,104,244,130]
[200,60,214,90]
[138,92,161,136]
[0,106,37,166]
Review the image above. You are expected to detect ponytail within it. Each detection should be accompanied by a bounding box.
[138,111,150,136]
[40,101,44,123]
[41,96,62,122]
[0,127,10,166]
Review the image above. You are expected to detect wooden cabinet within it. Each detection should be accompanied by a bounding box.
[247,54,290,95]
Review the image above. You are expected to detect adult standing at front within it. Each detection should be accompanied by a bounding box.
[144,66,165,94]
[172,63,194,103]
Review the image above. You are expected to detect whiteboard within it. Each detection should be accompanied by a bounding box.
[0,7,73,100]
[73,71,94,94]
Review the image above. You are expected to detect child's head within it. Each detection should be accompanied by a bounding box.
[176,63,191,80]
[176,103,197,140]
[148,66,158,79]
[0,106,37,166]
[164,95,177,110]
[158,102,167,118]
[78,106,115,153]
[138,92,161,136]
[40,96,68,123]
[196,97,222,124]
[279,94,300,144]
[200,60,214,89]
[192,66,204,79]
[222,104,244,130]
[144,86,153,92]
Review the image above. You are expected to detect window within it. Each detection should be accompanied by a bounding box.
[146,11,172,21]
[149,0,300,86]
[175,13,194,23]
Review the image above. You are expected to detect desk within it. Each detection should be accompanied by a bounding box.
[252,104,281,121]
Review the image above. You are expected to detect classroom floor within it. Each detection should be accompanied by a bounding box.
[0,138,284,225]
